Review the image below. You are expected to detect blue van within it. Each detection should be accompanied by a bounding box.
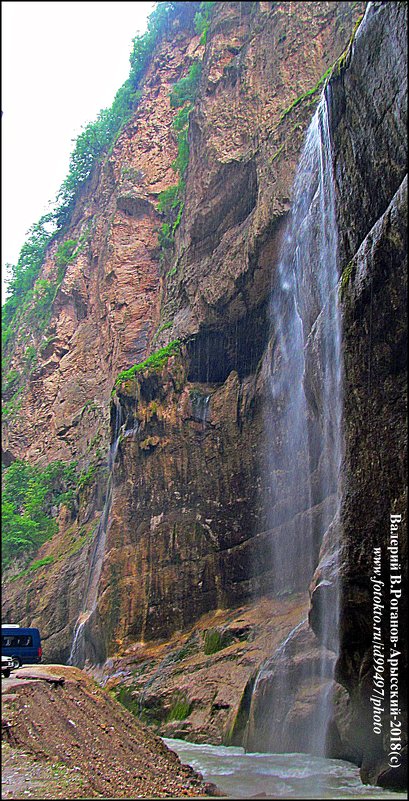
[1,625,42,668]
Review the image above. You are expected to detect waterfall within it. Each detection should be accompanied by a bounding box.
[264,89,343,754]
[68,401,123,667]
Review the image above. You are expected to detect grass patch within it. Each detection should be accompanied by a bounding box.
[114,685,140,716]
[279,67,333,123]
[114,340,181,386]
[167,694,192,721]
[27,555,55,572]
[339,260,355,300]
[203,628,233,655]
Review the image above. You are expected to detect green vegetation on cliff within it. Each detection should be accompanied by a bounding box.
[114,340,181,386]
[157,65,201,252]
[55,2,201,231]
[193,1,215,45]
[2,2,201,350]
[2,214,55,350]
[157,1,216,258]
[1,460,77,568]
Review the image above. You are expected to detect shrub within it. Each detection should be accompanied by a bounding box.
[2,388,23,420]
[203,628,233,655]
[167,695,192,721]
[55,239,78,268]
[2,213,56,344]
[3,369,20,395]
[78,464,97,490]
[23,345,37,373]
[194,1,216,45]
[1,460,77,568]
[27,279,57,333]
[170,61,202,108]
[114,340,181,386]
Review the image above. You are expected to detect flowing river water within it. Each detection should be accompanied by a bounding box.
[163,739,407,800]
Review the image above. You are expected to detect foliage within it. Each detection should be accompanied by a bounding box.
[170,61,202,108]
[114,340,181,386]
[172,129,190,177]
[279,66,333,123]
[55,1,200,231]
[78,464,97,491]
[2,460,77,568]
[2,388,23,420]
[3,369,20,396]
[2,2,200,343]
[171,109,191,179]
[152,320,173,345]
[203,628,233,655]
[332,14,364,79]
[157,179,186,250]
[157,78,198,254]
[55,239,78,268]
[157,184,181,215]
[194,1,215,44]
[23,345,37,372]
[39,335,56,354]
[26,279,58,333]
[339,260,354,299]
[2,214,56,347]
[167,694,192,721]
[157,22,208,261]
[115,685,140,716]
[27,555,55,572]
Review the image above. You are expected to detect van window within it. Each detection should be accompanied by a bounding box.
[1,634,33,647]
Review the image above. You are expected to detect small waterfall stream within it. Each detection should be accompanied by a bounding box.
[68,402,123,667]
[263,90,343,754]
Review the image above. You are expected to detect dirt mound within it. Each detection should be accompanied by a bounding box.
[1,665,220,798]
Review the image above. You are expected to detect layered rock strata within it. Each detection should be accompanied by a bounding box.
[2,1,362,667]
[6,3,404,793]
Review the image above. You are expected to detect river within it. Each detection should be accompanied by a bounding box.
[163,739,406,799]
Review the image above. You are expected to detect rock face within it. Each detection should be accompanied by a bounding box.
[2,0,361,660]
[2,13,204,468]
[309,1,408,787]
[96,594,310,747]
[244,619,337,755]
[2,1,406,792]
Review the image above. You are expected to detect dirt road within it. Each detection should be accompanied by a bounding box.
[1,665,221,799]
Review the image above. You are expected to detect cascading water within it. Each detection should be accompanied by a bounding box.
[68,401,123,667]
[262,88,343,754]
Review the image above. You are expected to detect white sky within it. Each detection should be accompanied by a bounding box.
[1,0,156,301]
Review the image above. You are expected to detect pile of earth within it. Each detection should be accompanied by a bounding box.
[1,665,220,799]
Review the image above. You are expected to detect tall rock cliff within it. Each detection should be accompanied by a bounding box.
[323,1,407,787]
[2,0,361,655]
[2,0,406,791]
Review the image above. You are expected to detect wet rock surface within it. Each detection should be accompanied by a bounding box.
[92,593,310,748]
[3,2,406,793]
[2,1,363,671]
[310,1,408,788]
[244,620,336,755]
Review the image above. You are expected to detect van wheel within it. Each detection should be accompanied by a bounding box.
[11,657,21,669]
[3,669,11,678]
